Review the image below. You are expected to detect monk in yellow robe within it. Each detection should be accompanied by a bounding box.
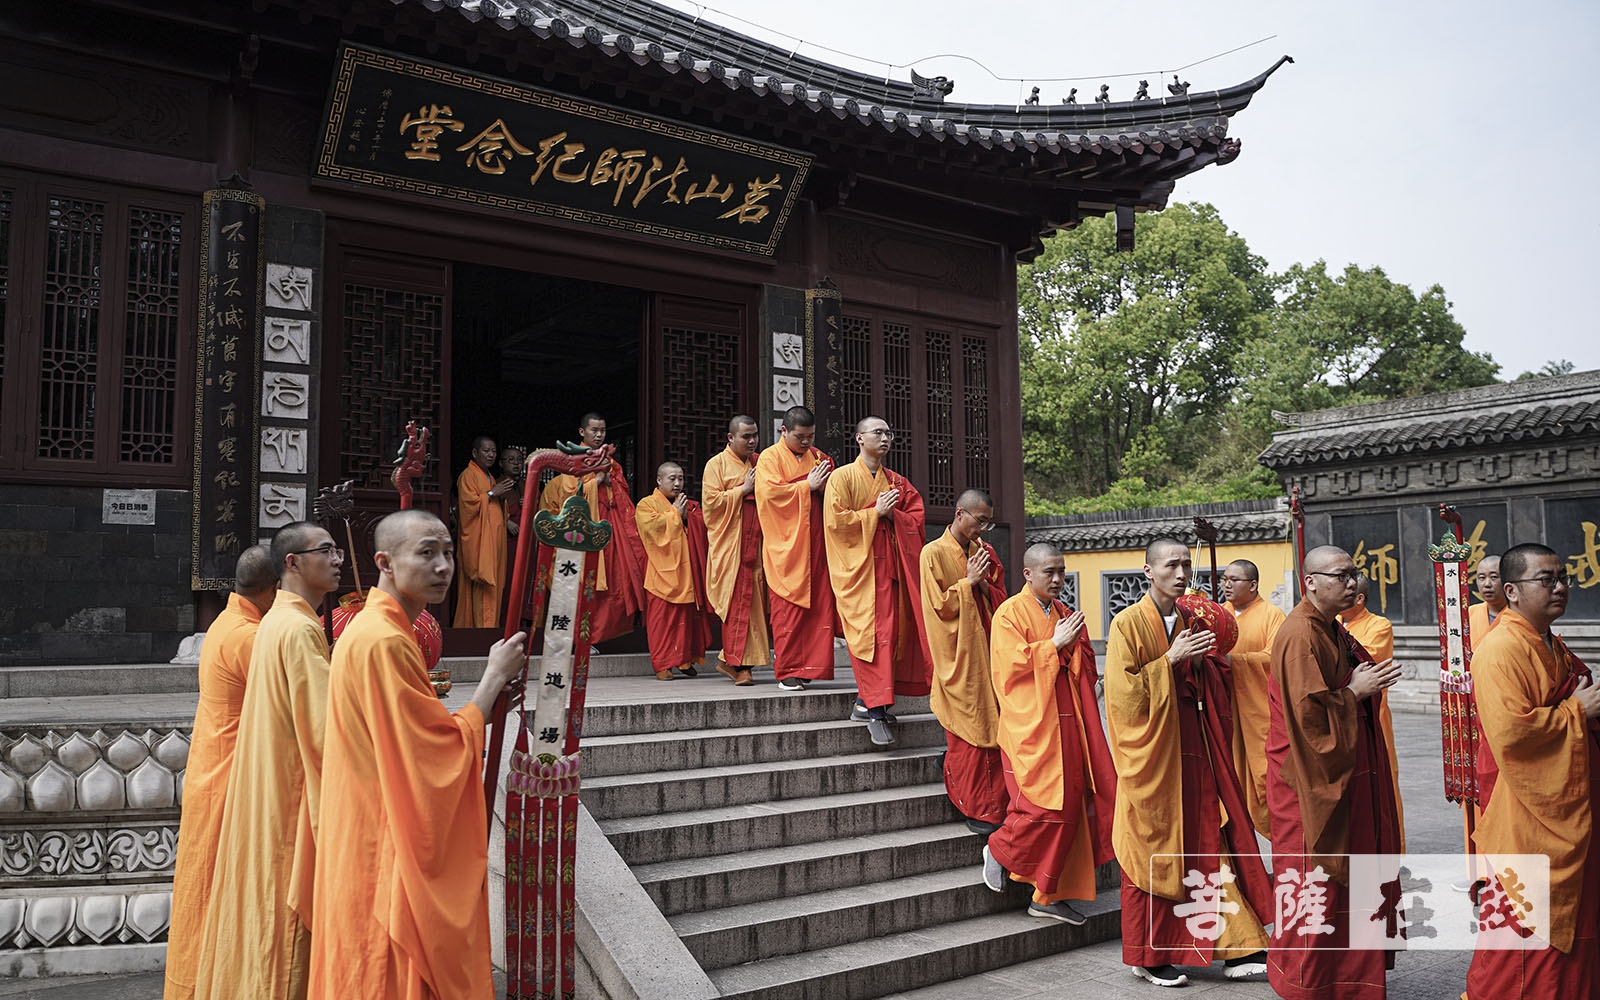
[1338,574,1404,847]
[453,435,513,628]
[534,413,646,643]
[920,488,1010,831]
[308,509,527,999]
[823,415,929,748]
[636,461,712,681]
[754,405,837,692]
[1222,558,1286,838]
[195,522,343,1000]
[702,415,769,685]
[1466,543,1600,999]
[1267,545,1403,1000]
[1106,537,1272,988]
[981,543,1117,926]
[164,545,275,1000]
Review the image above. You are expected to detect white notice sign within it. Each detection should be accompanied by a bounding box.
[103,489,157,525]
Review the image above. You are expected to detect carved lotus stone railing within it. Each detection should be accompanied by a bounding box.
[0,725,189,953]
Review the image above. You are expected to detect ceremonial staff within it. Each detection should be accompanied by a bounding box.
[1430,505,1480,814]
[1289,485,1306,601]
[1193,516,1221,602]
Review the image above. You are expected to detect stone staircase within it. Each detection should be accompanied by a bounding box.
[576,677,1120,1000]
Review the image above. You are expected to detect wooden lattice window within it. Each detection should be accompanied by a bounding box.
[0,170,194,483]
[340,284,446,490]
[661,324,742,496]
[837,311,995,513]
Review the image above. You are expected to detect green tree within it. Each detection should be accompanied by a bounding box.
[1019,203,1275,498]
[1515,359,1576,381]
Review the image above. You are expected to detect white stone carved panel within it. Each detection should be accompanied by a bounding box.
[772,332,804,371]
[263,317,311,364]
[262,372,310,419]
[259,483,307,528]
[773,375,805,410]
[265,264,314,312]
[260,427,309,475]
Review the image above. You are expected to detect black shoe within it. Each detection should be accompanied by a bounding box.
[1131,965,1188,987]
[965,818,1002,837]
[1223,951,1267,979]
[1027,900,1087,925]
[866,717,895,746]
[849,700,896,723]
[777,677,809,692]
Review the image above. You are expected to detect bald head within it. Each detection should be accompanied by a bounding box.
[270,521,324,577]
[1303,545,1349,575]
[656,461,683,480]
[1353,573,1372,599]
[728,414,757,435]
[1145,537,1187,565]
[1023,543,1059,569]
[957,488,992,509]
[374,508,447,554]
[1301,545,1358,616]
[234,544,276,596]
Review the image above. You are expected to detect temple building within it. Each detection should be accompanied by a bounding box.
[0,0,1288,663]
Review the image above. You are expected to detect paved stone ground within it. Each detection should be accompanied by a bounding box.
[0,688,1474,999]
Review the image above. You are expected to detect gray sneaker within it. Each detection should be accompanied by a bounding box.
[866,716,894,746]
[981,844,1006,892]
[1027,900,1087,925]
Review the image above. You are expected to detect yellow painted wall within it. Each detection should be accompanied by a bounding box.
[1062,539,1296,641]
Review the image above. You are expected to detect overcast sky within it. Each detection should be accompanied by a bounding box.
[659,0,1600,375]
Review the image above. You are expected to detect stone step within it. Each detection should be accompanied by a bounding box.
[633,821,980,916]
[706,888,1121,1000]
[580,690,930,738]
[580,715,947,778]
[670,867,1029,970]
[580,741,945,818]
[598,782,960,865]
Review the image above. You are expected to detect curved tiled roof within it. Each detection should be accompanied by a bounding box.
[401,0,1290,156]
[1260,399,1600,469]
[1026,499,1290,553]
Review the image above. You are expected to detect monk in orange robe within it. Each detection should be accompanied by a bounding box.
[1222,558,1286,838]
[308,508,527,999]
[1339,574,1405,848]
[702,415,769,686]
[823,415,929,748]
[195,522,344,1000]
[1465,543,1600,999]
[164,545,275,1000]
[534,413,646,643]
[919,488,1010,831]
[1267,544,1403,1000]
[453,435,514,628]
[754,405,837,692]
[636,461,713,681]
[981,543,1117,925]
[1106,537,1272,988]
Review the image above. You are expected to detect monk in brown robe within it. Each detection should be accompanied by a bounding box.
[1106,537,1272,989]
[1465,543,1600,999]
[919,488,1010,832]
[702,415,769,686]
[165,545,275,1000]
[1267,544,1403,1000]
[754,405,837,692]
[453,435,514,628]
[636,461,712,681]
[535,413,646,643]
[1222,558,1285,839]
[981,543,1117,925]
[823,415,930,748]
[1339,573,1405,848]
[308,509,527,998]
[195,522,343,1000]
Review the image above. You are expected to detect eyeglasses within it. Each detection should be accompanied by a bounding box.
[861,428,895,441]
[290,545,344,560]
[957,508,997,533]
[1505,574,1576,591]
[1308,570,1360,583]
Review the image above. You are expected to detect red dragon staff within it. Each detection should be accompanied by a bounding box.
[1289,485,1307,602]
[1431,504,1479,812]
[489,443,616,1000]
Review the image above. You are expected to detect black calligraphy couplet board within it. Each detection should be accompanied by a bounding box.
[1331,512,1404,620]
[317,45,812,257]
[807,285,846,460]
[191,188,264,590]
[1547,497,1600,621]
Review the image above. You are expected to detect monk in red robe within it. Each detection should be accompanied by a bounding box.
[308,508,526,999]
[919,488,1010,832]
[753,405,837,692]
[453,436,514,628]
[534,413,646,643]
[636,461,712,681]
[823,415,930,748]
[165,545,275,1000]
[1106,537,1272,989]
[982,543,1117,926]
[702,415,769,685]
[1267,544,1403,1000]
[1466,543,1600,999]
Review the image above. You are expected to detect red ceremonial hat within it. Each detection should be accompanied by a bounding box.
[1176,592,1238,656]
